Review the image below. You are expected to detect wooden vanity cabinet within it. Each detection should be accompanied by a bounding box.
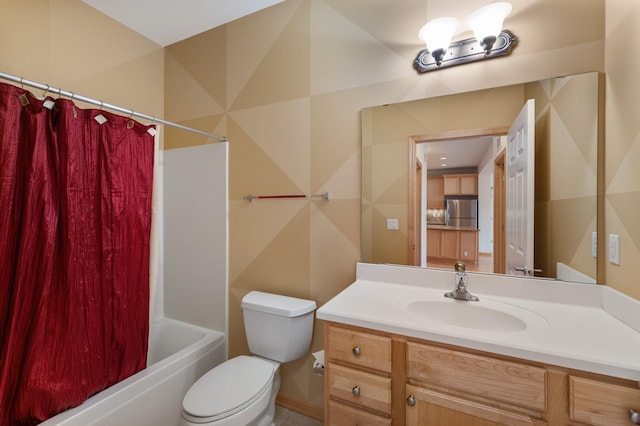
[569,375,640,426]
[405,342,548,425]
[325,325,394,425]
[324,323,640,426]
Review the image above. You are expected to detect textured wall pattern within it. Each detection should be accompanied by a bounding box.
[528,73,599,281]
[164,0,616,411]
[605,0,640,298]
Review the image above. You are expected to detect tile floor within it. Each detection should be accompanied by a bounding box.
[274,406,323,426]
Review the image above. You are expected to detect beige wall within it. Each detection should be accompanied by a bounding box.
[605,0,640,298]
[0,0,164,127]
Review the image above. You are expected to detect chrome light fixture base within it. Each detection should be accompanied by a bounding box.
[414,30,516,73]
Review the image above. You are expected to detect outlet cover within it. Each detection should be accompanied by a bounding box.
[386,218,399,230]
[609,234,620,265]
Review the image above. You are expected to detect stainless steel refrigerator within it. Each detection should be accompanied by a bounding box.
[445,197,478,228]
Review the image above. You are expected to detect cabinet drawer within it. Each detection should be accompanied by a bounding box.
[407,342,546,412]
[327,325,392,373]
[570,376,640,426]
[328,363,392,414]
[328,400,391,426]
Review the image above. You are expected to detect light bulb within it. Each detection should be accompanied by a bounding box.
[418,17,459,65]
[465,2,512,53]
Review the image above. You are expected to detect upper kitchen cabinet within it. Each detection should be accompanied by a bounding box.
[443,174,478,195]
[427,176,444,209]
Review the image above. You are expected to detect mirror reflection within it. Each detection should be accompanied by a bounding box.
[362,72,601,283]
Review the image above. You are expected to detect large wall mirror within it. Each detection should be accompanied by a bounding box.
[362,72,603,284]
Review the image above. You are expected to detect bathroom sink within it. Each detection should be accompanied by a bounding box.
[394,293,549,333]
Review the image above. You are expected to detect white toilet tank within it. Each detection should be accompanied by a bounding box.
[241,291,316,363]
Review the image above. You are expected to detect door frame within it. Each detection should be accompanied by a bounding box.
[408,127,509,266]
[493,149,506,274]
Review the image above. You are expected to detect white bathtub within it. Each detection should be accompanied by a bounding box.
[39,318,226,426]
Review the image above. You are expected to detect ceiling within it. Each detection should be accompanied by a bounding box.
[423,136,494,172]
[82,0,285,46]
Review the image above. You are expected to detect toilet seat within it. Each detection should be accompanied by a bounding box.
[182,355,276,423]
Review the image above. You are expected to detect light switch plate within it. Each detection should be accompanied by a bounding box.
[609,234,620,265]
[386,218,399,230]
[592,231,597,258]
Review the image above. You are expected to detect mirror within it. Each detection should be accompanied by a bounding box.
[362,72,602,283]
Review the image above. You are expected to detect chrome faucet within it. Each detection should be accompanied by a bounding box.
[444,261,479,301]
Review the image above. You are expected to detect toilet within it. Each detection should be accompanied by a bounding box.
[180,291,316,426]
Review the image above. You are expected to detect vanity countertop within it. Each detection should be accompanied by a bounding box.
[317,263,640,381]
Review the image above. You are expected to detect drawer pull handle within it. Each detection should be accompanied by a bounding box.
[352,385,360,397]
[630,409,640,425]
[352,346,361,356]
[407,394,416,407]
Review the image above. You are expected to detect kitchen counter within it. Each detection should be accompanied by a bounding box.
[317,263,640,381]
[427,224,479,231]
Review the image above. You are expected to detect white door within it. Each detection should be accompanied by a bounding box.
[505,99,536,276]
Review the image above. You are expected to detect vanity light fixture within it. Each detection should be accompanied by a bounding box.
[414,2,516,73]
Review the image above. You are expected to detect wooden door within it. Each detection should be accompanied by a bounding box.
[506,100,535,276]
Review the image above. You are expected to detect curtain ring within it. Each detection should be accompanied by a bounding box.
[42,84,50,98]
[20,77,24,89]
[128,109,135,118]
[99,100,104,110]
[70,92,78,118]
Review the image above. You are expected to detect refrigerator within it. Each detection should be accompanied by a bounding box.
[445,196,478,228]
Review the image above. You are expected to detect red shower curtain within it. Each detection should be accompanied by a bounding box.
[0,82,155,425]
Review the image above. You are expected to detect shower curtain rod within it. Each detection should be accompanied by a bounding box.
[0,71,227,142]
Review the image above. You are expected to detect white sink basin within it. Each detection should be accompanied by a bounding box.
[394,293,549,333]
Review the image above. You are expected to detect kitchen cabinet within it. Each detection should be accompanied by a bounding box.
[440,229,458,259]
[427,229,478,262]
[443,173,478,195]
[324,323,640,426]
[426,176,444,209]
[426,229,441,259]
[458,230,478,262]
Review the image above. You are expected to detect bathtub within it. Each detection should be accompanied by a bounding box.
[39,318,226,426]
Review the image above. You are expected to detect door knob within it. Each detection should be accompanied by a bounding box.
[407,395,416,407]
[352,385,360,397]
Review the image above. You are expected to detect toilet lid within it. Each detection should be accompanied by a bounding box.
[183,356,275,420]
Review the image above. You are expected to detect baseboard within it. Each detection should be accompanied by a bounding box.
[276,393,324,422]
